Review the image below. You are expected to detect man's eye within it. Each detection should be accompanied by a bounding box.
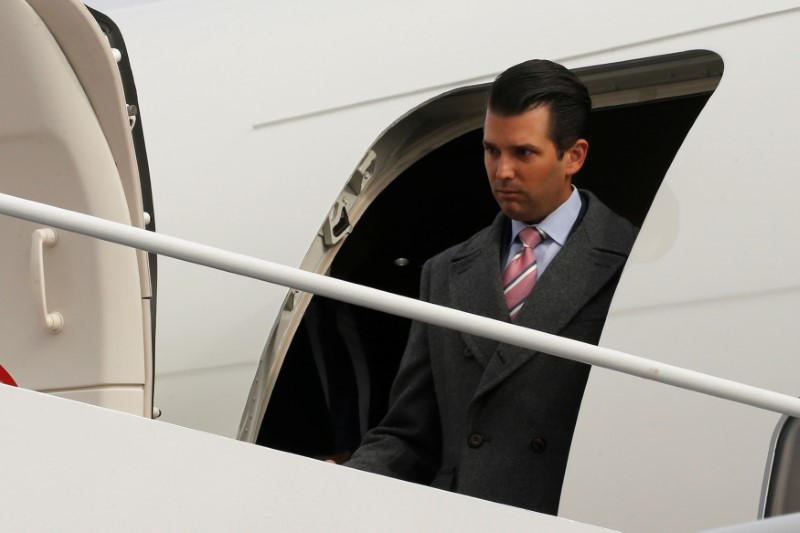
[517,148,534,157]
[484,146,499,155]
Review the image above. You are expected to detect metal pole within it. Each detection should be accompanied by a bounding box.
[2,191,799,417]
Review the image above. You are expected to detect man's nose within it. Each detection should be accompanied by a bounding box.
[494,155,514,180]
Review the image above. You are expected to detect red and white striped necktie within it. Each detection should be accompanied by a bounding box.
[502,226,544,320]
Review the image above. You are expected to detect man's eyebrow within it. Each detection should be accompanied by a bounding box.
[514,143,542,153]
[481,141,542,153]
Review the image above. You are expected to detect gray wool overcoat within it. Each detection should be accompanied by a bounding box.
[346,191,638,515]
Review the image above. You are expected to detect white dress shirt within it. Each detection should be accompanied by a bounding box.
[504,187,582,277]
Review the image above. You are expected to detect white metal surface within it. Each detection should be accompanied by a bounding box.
[4,1,800,532]
[700,514,800,533]
[0,0,149,415]
[84,0,800,438]
[561,7,800,533]
[0,383,612,533]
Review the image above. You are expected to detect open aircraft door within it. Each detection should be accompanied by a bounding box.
[0,0,154,417]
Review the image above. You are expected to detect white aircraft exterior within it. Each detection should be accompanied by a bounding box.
[3,0,800,531]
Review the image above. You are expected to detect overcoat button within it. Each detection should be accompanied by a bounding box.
[463,347,472,358]
[530,437,547,453]
[468,433,484,448]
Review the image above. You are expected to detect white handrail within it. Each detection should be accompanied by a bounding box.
[2,191,800,417]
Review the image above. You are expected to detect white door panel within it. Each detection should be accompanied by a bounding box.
[0,0,150,416]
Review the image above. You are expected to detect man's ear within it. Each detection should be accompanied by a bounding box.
[565,139,589,177]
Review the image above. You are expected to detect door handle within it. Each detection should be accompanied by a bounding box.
[30,228,64,334]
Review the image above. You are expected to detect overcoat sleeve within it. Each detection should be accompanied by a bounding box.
[344,259,442,484]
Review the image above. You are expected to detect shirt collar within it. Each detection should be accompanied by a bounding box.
[509,187,582,246]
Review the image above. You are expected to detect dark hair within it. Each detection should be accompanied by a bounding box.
[488,59,591,156]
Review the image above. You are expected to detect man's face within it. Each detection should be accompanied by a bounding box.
[483,106,587,223]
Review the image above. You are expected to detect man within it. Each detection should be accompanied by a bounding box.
[345,59,638,515]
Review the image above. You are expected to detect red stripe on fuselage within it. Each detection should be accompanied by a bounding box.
[0,363,17,386]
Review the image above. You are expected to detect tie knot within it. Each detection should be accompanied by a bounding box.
[519,226,544,249]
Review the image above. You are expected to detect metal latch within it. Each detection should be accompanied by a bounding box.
[348,150,376,195]
[322,199,350,246]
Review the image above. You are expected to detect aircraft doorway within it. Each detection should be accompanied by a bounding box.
[246,51,724,461]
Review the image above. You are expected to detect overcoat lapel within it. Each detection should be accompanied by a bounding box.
[448,214,509,368]
[471,195,632,399]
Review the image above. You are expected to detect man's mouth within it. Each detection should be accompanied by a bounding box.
[496,189,522,199]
